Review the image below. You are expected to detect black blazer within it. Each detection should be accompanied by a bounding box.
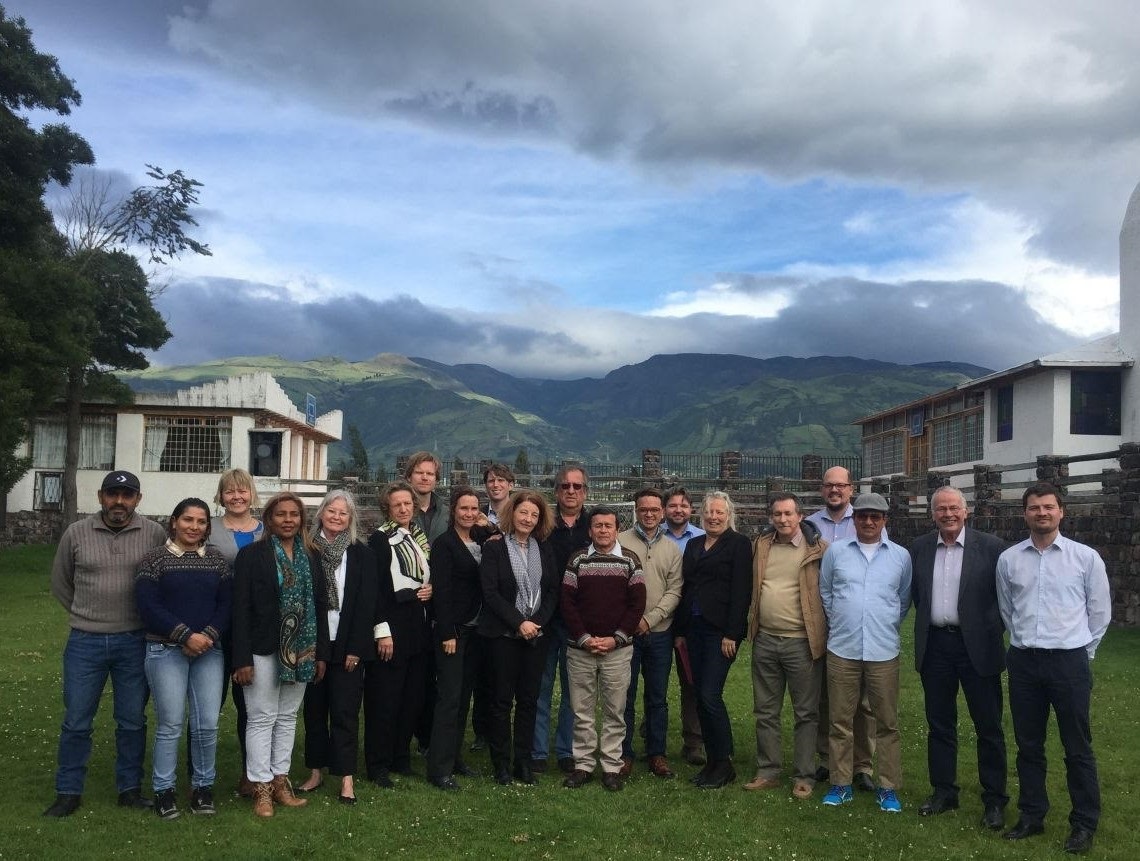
[431,529,485,643]
[327,541,379,663]
[675,529,753,643]
[478,537,559,639]
[909,527,1008,676]
[232,539,331,669]
[368,529,432,658]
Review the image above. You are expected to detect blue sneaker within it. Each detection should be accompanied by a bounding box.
[877,787,902,813]
[822,784,853,806]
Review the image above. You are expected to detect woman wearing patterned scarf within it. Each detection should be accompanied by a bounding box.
[232,492,330,818]
[364,481,434,788]
[478,490,559,786]
[295,490,377,805]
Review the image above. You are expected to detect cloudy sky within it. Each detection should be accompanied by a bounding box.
[17,1,1138,378]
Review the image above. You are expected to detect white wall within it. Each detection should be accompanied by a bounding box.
[1120,181,1140,441]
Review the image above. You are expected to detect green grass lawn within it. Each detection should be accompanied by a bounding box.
[3,544,1138,859]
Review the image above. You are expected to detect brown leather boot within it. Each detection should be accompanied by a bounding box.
[237,775,255,798]
[252,782,274,818]
[271,775,308,807]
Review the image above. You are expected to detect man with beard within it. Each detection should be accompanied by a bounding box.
[44,470,166,817]
[806,466,876,792]
[997,483,1110,854]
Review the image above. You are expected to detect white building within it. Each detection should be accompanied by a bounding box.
[6,373,342,516]
[857,181,1140,486]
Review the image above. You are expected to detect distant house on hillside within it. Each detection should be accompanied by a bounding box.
[6,373,342,516]
[856,181,1140,487]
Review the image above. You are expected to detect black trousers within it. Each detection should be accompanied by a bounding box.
[920,627,1008,806]
[363,650,427,777]
[484,634,549,772]
[426,627,481,779]
[301,661,366,776]
[1007,646,1100,831]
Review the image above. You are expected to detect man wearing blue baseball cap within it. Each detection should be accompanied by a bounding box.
[43,470,166,817]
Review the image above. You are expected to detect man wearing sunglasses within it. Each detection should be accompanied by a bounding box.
[532,464,591,775]
[818,492,911,814]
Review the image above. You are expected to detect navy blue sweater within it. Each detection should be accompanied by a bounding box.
[135,543,233,644]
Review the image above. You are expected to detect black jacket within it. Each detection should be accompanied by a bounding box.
[327,541,379,663]
[910,527,1007,676]
[675,528,753,643]
[478,537,559,638]
[368,528,433,659]
[430,528,488,643]
[232,539,331,669]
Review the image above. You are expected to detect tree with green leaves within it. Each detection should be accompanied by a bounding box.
[0,6,210,524]
[345,424,370,481]
[514,447,530,477]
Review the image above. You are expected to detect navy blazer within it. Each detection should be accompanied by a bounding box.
[478,537,559,639]
[431,528,487,644]
[909,526,1008,676]
[675,528,753,643]
[231,538,331,669]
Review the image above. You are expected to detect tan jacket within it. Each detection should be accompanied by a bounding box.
[747,528,828,660]
[618,527,682,633]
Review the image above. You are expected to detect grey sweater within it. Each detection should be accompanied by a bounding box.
[51,513,166,633]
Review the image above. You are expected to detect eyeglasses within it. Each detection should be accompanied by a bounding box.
[854,511,885,520]
[559,482,585,491]
[822,483,852,490]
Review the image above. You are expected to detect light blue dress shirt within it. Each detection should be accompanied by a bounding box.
[806,505,855,543]
[819,537,912,661]
[665,523,704,551]
[996,534,1111,658]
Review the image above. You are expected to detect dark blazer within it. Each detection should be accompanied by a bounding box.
[430,528,485,643]
[232,538,331,669]
[675,528,753,643]
[909,526,1008,676]
[478,537,559,639]
[368,528,432,658]
[327,541,379,664]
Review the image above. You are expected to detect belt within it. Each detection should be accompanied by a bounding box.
[931,624,961,634]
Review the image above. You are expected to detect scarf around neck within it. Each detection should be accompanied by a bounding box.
[272,534,319,683]
[314,529,351,612]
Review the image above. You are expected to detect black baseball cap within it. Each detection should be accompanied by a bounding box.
[100,470,141,493]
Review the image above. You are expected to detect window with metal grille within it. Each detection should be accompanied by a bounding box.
[862,430,904,476]
[143,415,232,473]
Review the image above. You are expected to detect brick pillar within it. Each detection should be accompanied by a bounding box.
[1036,455,1069,493]
[642,449,662,484]
[719,450,741,482]
[972,464,1003,518]
[802,454,823,482]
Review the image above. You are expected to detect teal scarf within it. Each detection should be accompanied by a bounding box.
[272,535,319,683]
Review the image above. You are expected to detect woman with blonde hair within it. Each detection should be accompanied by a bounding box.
[232,492,329,817]
[207,468,262,796]
[296,489,377,804]
[674,491,753,789]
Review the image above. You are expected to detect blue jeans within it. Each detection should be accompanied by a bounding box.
[145,642,224,792]
[532,617,574,760]
[687,616,738,761]
[623,630,674,758]
[55,629,148,795]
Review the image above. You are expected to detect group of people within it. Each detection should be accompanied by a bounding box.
[40,458,1110,854]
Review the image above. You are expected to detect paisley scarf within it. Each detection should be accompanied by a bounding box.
[273,534,319,683]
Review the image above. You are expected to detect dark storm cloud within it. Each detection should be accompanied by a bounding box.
[151,274,1081,380]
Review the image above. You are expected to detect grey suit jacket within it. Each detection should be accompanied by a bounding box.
[909,527,1008,676]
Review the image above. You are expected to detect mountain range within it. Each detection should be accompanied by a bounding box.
[122,353,991,468]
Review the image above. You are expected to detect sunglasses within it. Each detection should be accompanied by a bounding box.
[559,482,585,491]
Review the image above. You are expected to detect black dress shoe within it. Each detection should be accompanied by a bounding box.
[1064,827,1094,854]
[529,758,548,774]
[918,794,960,816]
[981,804,1005,831]
[494,768,512,786]
[696,760,736,789]
[428,775,461,791]
[454,761,480,778]
[689,762,714,785]
[371,772,394,789]
[600,772,624,792]
[117,789,153,809]
[813,765,830,783]
[1003,819,1045,840]
[338,794,357,805]
[43,794,81,818]
[853,773,876,793]
[563,769,592,789]
[512,762,537,785]
[557,756,575,774]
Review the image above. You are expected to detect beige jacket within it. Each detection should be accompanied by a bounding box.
[746,527,828,660]
[618,527,682,633]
